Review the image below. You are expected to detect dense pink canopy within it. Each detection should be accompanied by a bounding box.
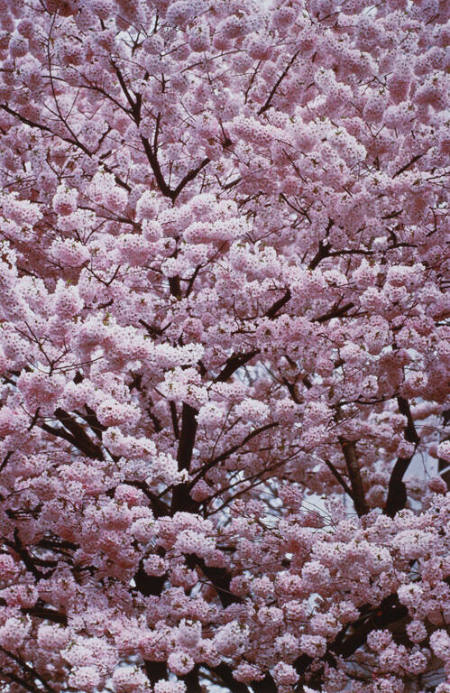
[0,0,449,691]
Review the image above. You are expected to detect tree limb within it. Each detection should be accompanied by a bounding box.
[258,50,301,115]
[339,439,368,517]
[384,397,420,517]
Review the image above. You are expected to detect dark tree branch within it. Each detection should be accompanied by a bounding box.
[0,645,55,693]
[53,408,104,460]
[0,104,130,191]
[339,439,369,517]
[5,530,45,581]
[176,403,198,472]
[438,408,450,489]
[252,674,278,693]
[211,664,251,693]
[266,289,291,318]
[184,554,241,608]
[215,350,259,383]
[316,301,354,324]
[141,136,173,198]
[384,397,420,517]
[393,153,425,178]
[171,403,200,514]
[258,50,301,115]
[172,157,210,200]
[170,401,180,439]
[169,275,182,299]
[293,593,409,690]
[188,422,279,490]
[0,669,45,693]
[214,289,296,383]
[182,664,202,692]
[134,560,167,597]
[0,450,13,472]
[309,238,331,270]
[24,605,67,625]
[144,661,167,686]
[0,599,67,626]
[110,60,136,111]
[323,458,354,498]
[140,135,209,201]
[123,480,170,517]
[75,404,107,440]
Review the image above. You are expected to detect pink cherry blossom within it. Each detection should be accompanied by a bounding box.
[0,0,448,691]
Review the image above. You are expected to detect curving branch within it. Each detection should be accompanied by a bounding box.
[258,50,301,115]
[339,439,369,517]
[188,421,279,490]
[293,593,409,690]
[384,397,420,517]
[0,645,55,693]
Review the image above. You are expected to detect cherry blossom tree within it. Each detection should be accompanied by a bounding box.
[0,0,449,691]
